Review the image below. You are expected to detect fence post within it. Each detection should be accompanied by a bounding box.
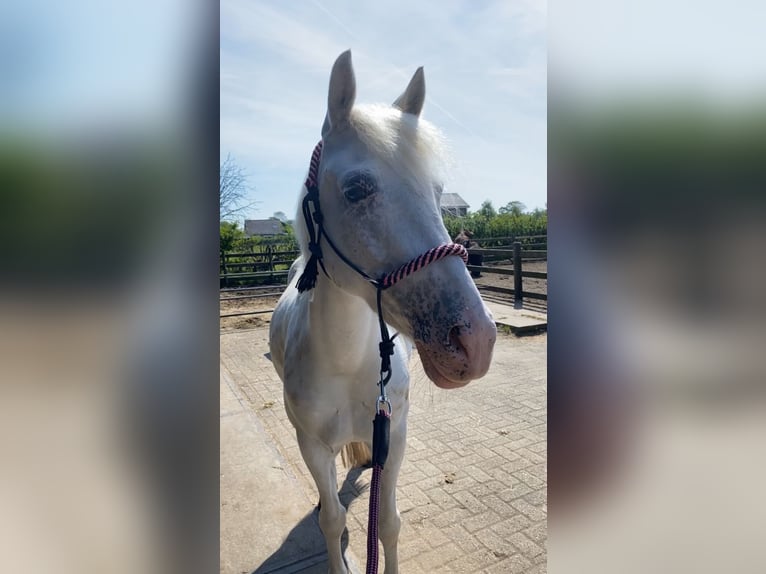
[221,249,228,289]
[267,245,274,281]
[513,241,522,309]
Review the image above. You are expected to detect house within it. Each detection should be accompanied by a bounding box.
[440,192,470,217]
[244,218,286,237]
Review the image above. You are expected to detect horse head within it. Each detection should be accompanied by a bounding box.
[298,50,496,388]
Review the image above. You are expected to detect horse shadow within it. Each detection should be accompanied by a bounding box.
[252,466,369,574]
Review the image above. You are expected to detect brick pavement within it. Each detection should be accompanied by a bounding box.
[221,325,546,574]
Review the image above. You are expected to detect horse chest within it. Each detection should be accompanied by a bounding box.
[283,365,410,448]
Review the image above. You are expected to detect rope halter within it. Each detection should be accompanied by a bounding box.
[297,140,468,295]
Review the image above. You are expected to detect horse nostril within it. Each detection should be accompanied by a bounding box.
[448,325,467,354]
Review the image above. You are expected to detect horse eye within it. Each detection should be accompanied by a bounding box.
[343,173,377,202]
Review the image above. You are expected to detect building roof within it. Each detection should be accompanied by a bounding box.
[440,192,470,209]
[244,219,286,236]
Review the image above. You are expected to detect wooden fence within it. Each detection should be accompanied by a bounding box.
[220,246,299,288]
[220,234,547,311]
[467,241,547,309]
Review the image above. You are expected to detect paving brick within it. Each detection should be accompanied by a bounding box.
[481,493,515,516]
[509,499,546,522]
[524,489,547,506]
[497,482,534,501]
[515,448,546,465]
[484,553,534,574]
[409,519,448,548]
[468,480,507,499]
[430,506,474,529]
[507,531,545,559]
[462,510,503,534]
[478,525,520,557]
[523,522,547,544]
[397,530,432,563]
[464,465,495,484]
[452,489,488,514]
[448,548,497,572]
[415,541,464,571]
[490,513,533,537]
[513,469,546,489]
[453,527,486,556]
[427,488,463,509]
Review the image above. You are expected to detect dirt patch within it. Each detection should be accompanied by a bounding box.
[473,260,547,292]
[473,260,547,311]
[219,289,282,331]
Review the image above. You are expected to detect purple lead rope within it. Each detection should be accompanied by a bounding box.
[365,445,384,574]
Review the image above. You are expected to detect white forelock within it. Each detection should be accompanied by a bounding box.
[295,103,452,259]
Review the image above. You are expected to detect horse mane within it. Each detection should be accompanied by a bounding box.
[294,104,451,260]
[348,104,449,187]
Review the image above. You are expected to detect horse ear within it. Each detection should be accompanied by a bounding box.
[326,50,356,133]
[322,113,331,138]
[393,67,425,116]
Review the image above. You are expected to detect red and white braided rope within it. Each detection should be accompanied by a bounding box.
[305,140,324,191]
[380,243,468,289]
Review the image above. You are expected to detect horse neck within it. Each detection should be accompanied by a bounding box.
[308,274,379,363]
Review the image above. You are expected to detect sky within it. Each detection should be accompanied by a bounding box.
[220,0,547,223]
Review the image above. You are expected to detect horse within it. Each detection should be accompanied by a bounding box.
[269,50,497,574]
[454,229,473,246]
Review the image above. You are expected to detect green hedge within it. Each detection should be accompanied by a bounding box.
[442,210,547,240]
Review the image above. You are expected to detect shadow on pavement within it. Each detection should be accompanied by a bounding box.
[252,467,369,574]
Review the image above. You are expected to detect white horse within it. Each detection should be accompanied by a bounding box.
[269,50,496,574]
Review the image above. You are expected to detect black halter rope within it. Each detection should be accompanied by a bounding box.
[296,140,467,574]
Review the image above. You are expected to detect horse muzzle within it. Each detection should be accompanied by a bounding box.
[414,301,496,388]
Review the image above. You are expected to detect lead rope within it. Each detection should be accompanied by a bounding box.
[367,286,393,574]
[296,140,467,574]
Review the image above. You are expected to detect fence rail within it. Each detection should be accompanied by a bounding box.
[472,287,548,302]
[466,265,547,280]
[220,247,297,288]
[467,248,547,258]
[470,235,547,248]
[222,270,290,280]
[224,250,300,258]
[472,235,547,242]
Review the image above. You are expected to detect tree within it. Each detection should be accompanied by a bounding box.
[220,154,255,221]
[499,201,526,216]
[272,211,288,223]
[219,221,246,252]
[478,200,496,219]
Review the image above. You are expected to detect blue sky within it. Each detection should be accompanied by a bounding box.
[221,0,547,223]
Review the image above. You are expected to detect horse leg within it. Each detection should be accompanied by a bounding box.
[378,424,406,574]
[297,431,348,574]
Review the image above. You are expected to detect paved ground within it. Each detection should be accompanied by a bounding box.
[221,319,547,574]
